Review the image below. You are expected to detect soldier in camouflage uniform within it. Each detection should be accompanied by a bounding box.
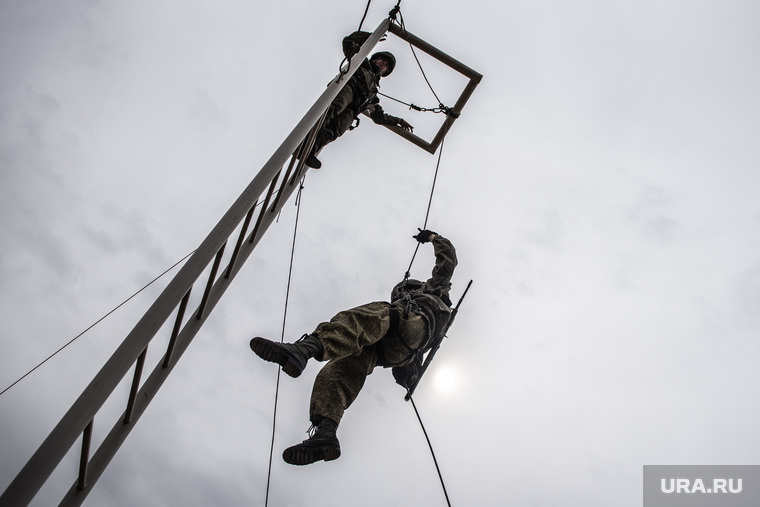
[301,30,414,169]
[250,229,457,465]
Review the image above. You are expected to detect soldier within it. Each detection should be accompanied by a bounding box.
[249,229,457,465]
[301,30,414,169]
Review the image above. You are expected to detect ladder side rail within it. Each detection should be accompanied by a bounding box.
[0,168,278,507]
[1,18,390,506]
[58,148,311,507]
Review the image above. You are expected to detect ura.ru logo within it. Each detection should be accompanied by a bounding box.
[661,478,743,494]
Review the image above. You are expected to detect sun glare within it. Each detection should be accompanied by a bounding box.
[432,364,460,395]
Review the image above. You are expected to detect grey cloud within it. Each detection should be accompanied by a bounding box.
[626,185,680,244]
[733,261,760,323]
[2,1,760,506]
[523,208,564,252]
[186,90,230,129]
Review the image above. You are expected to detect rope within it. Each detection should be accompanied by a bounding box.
[409,394,452,507]
[395,9,443,105]
[388,25,454,498]
[403,135,445,279]
[0,184,288,399]
[339,0,374,80]
[389,0,402,21]
[385,6,459,119]
[357,0,372,31]
[264,177,307,507]
[0,250,196,398]
[268,11,453,504]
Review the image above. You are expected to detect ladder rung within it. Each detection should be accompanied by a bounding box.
[124,347,148,424]
[163,290,191,367]
[196,243,226,320]
[271,153,300,212]
[77,420,94,491]
[225,204,257,279]
[249,172,281,244]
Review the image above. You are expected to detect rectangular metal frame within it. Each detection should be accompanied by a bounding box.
[372,23,483,154]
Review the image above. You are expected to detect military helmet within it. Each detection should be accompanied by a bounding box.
[371,51,396,77]
[391,279,423,302]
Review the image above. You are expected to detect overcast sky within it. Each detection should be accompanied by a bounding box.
[1,0,759,505]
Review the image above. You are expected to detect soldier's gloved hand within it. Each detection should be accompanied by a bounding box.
[392,366,417,389]
[397,118,413,132]
[413,228,437,243]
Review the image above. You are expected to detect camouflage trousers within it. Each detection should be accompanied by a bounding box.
[312,85,361,154]
[309,301,428,425]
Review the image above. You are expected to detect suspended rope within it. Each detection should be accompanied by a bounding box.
[388,116,455,504]
[403,135,445,280]
[409,394,452,507]
[0,249,196,398]
[379,5,460,124]
[357,0,372,31]
[389,0,402,22]
[393,45,454,499]
[394,9,443,106]
[265,10,455,503]
[339,0,379,79]
[264,176,307,507]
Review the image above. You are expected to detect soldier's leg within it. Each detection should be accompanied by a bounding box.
[315,86,354,150]
[309,346,378,425]
[325,85,354,123]
[250,302,389,378]
[281,347,377,466]
[328,108,358,139]
[309,105,355,155]
[313,301,391,360]
[300,86,354,168]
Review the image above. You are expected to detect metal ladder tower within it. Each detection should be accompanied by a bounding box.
[1,18,481,506]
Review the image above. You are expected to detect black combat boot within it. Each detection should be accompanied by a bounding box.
[249,334,323,378]
[282,418,341,466]
[302,128,335,169]
[304,153,322,169]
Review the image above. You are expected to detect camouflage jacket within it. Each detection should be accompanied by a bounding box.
[391,235,458,344]
[390,235,458,387]
[341,31,401,126]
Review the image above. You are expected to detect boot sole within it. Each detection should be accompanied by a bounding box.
[305,159,321,169]
[282,445,341,466]
[249,338,303,378]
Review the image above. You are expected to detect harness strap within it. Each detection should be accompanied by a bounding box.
[376,303,422,367]
[385,304,400,339]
